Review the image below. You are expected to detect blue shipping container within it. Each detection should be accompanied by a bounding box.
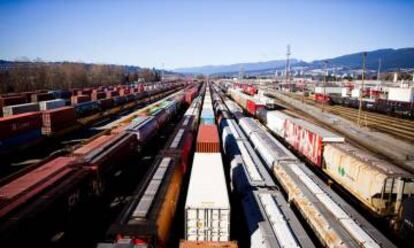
[0,129,43,151]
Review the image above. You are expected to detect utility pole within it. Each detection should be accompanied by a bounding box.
[285,44,291,91]
[322,60,328,112]
[357,52,367,126]
[377,58,381,81]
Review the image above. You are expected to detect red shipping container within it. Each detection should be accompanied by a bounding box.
[42,106,77,134]
[71,95,91,105]
[78,89,92,96]
[196,124,220,153]
[246,100,264,116]
[0,112,42,140]
[0,96,27,108]
[297,128,323,166]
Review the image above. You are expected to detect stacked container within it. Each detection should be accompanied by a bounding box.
[2,102,40,117]
[185,83,231,242]
[42,106,77,135]
[39,99,66,111]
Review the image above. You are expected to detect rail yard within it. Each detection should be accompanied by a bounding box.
[0,79,413,248]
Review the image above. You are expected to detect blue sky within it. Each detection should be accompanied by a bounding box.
[0,0,413,69]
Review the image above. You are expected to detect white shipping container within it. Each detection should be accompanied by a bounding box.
[2,102,40,116]
[341,88,350,97]
[314,87,342,95]
[265,110,291,137]
[387,87,414,102]
[39,99,66,110]
[185,153,230,242]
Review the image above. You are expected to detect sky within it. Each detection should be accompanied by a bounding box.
[0,0,413,69]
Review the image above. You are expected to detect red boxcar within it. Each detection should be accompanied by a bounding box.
[283,118,344,167]
[0,112,42,140]
[246,99,265,116]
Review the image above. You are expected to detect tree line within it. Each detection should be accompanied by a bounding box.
[0,62,161,94]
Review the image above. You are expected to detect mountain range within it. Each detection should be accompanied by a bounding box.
[173,48,414,75]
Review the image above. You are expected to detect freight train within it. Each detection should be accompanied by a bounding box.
[227,86,414,234]
[97,86,203,248]
[211,85,315,247]
[216,84,395,247]
[183,83,231,245]
[0,86,198,247]
[330,96,414,119]
[0,83,183,153]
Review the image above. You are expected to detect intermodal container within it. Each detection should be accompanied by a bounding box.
[71,95,91,105]
[185,153,230,242]
[200,109,215,124]
[0,96,27,108]
[39,99,66,111]
[73,134,116,156]
[113,96,127,106]
[31,92,54,102]
[74,101,101,117]
[2,102,39,117]
[0,112,42,140]
[42,106,77,135]
[196,125,220,153]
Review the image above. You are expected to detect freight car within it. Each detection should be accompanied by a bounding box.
[0,156,92,246]
[211,87,315,248]
[330,96,414,119]
[231,87,414,232]
[99,88,202,248]
[218,84,395,247]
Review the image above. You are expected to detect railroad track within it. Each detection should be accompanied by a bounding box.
[280,91,414,143]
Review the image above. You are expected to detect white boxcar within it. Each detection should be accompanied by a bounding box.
[39,99,66,110]
[185,153,230,242]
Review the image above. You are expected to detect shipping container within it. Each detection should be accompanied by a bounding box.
[74,101,101,117]
[196,125,220,153]
[98,98,114,110]
[0,96,27,109]
[2,102,40,116]
[185,153,230,242]
[106,90,119,99]
[0,112,42,140]
[39,99,66,111]
[71,95,91,105]
[42,106,77,135]
[0,129,42,151]
[387,87,414,103]
[31,92,54,102]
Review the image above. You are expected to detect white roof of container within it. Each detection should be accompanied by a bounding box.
[185,153,230,209]
[292,118,344,142]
